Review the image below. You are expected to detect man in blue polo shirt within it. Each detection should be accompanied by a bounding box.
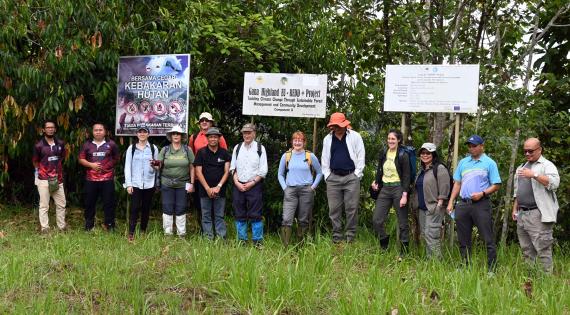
[447,135,501,271]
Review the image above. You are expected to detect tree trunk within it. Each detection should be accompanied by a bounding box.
[500,128,520,245]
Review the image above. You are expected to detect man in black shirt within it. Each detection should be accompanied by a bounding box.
[194,128,231,240]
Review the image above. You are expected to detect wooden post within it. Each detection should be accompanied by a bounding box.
[312,119,318,153]
[449,113,461,246]
[126,137,132,236]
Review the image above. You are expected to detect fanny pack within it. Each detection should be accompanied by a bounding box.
[161,176,184,188]
[48,177,59,193]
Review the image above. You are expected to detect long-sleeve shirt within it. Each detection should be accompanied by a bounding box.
[514,155,560,222]
[124,143,159,189]
[321,129,365,180]
[230,141,268,182]
[277,150,323,190]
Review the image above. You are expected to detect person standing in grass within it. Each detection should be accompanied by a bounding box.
[124,125,159,242]
[321,112,365,244]
[447,135,501,271]
[277,131,323,247]
[194,127,231,240]
[33,120,67,233]
[412,143,450,259]
[79,123,120,232]
[188,112,229,231]
[230,123,268,247]
[512,137,560,273]
[156,125,195,237]
[370,129,411,254]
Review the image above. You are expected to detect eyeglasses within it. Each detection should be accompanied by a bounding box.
[524,148,540,154]
[170,132,181,136]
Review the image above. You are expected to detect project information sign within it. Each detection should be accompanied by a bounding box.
[384,64,479,113]
[115,54,190,136]
[242,72,327,118]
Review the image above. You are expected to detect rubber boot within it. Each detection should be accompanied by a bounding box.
[297,225,309,245]
[281,226,292,247]
[163,214,174,235]
[379,236,390,250]
[235,220,248,241]
[175,215,186,237]
[251,220,264,243]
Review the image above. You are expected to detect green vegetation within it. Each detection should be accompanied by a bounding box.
[1,206,568,314]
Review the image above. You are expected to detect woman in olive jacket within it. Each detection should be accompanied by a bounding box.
[412,143,450,259]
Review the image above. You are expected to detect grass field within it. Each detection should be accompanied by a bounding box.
[1,205,569,314]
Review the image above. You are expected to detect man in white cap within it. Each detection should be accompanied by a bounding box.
[321,112,365,243]
[188,112,228,154]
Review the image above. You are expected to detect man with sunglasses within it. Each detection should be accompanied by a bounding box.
[447,135,501,271]
[512,138,559,273]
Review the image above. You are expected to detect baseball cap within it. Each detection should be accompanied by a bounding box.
[465,135,484,145]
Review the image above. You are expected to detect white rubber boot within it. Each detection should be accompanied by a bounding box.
[175,215,186,236]
[163,214,174,235]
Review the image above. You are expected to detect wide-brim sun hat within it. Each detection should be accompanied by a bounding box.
[166,125,188,142]
[241,123,256,132]
[327,112,351,128]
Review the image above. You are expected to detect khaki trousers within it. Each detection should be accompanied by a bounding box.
[37,179,66,230]
[517,208,554,272]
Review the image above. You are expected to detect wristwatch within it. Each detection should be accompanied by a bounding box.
[217,183,222,188]
[533,173,539,179]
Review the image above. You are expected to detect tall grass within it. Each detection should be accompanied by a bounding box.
[0,206,568,314]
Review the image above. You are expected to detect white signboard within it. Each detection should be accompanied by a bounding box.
[243,72,327,118]
[384,64,479,113]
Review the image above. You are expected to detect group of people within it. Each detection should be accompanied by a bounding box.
[33,112,560,272]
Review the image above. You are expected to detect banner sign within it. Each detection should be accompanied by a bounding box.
[242,72,327,118]
[384,64,479,113]
[115,54,190,136]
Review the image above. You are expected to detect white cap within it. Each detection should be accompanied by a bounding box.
[198,112,214,122]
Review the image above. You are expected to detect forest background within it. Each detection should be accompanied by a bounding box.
[1,0,569,245]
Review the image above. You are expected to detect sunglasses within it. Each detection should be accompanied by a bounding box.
[199,119,210,123]
[170,132,181,136]
[419,151,432,156]
[524,148,540,154]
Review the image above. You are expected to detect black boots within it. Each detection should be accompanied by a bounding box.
[379,236,390,250]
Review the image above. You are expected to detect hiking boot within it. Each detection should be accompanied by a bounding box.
[253,240,264,249]
[281,226,292,247]
[379,236,390,250]
[399,241,409,257]
[128,234,135,243]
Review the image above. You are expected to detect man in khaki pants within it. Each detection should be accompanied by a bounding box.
[33,120,67,233]
[512,138,560,272]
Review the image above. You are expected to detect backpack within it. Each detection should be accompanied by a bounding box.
[130,142,156,160]
[432,162,453,203]
[189,131,200,152]
[161,144,193,170]
[235,141,262,158]
[399,146,417,182]
[284,149,314,176]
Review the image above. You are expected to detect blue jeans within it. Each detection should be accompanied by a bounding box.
[200,197,227,239]
[161,185,187,216]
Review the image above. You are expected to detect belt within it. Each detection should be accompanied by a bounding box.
[331,169,354,176]
[382,182,401,187]
[460,196,489,204]
[519,206,538,212]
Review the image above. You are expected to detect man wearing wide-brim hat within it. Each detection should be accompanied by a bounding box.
[230,123,268,246]
[321,112,365,243]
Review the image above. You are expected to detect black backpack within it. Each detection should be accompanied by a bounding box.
[235,141,262,158]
